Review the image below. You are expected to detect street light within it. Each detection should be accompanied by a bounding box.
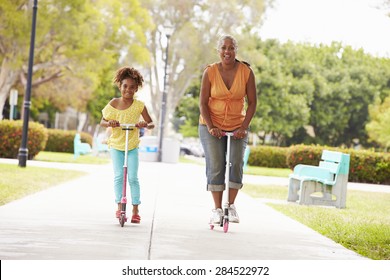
[157,27,173,162]
[18,0,38,167]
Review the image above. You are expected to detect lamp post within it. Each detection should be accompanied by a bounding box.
[18,0,38,167]
[157,29,173,162]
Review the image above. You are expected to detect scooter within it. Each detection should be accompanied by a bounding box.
[210,131,234,233]
[118,123,137,227]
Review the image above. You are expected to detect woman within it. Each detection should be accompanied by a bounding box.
[199,35,257,224]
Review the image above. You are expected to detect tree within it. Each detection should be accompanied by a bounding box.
[0,0,152,121]
[141,0,270,135]
[306,44,390,147]
[366,96,390,149]
[175,37,390,149]
[255,40,313,146]
[256,40,390,147]
[174,82,201,137]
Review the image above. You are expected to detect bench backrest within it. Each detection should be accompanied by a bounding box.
[319,150,350,176]
[74,133,81,143]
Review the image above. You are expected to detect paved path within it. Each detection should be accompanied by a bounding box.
[0,158,380,260]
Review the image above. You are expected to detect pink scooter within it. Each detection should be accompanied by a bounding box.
[118,123,137,227]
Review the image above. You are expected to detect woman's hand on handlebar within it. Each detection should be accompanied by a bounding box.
[208,127,222,138]
[233,127,247,139]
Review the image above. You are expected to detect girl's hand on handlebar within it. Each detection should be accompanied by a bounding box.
[137,121,148,128]
[108,120,120,127]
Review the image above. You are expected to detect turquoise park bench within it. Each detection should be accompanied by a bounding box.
[74,133,92,159]
[243,145,250,171]
[287,150,350,208]
[93,136,109,155]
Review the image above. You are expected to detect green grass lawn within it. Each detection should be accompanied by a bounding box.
[0,163,86,206]
[245,165,291,177]
[0,151,108,206]
[243,184,390,260]
[34,151,110,164]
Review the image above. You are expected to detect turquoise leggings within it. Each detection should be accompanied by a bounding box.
[110,148,141,205]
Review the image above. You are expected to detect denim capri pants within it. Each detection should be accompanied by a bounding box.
[199,124,248,191]
[110,147,141,205]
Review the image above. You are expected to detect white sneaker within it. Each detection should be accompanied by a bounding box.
[226,203,240,223]
[210,208,223,224]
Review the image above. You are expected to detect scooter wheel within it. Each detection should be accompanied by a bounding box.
[223,220,229,233]
[119,214,125,227]
[210,224,214,230]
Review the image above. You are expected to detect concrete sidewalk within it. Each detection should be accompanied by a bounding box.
[0,158,370,260]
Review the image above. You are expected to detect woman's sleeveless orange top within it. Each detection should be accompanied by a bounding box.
[199,61,250,131]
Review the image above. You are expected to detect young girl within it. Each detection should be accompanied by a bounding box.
[100,66,154,223]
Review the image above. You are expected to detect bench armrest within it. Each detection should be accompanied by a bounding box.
[291,165,333,181]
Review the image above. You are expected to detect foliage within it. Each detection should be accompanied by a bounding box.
[0,0,153,122]
[141,0,270,135]
[286,144,390,184]
[256,41,390,147]
[286,144,326,168]
[174,82,200,137]
[0,120,47,159]
[44,129,93,153]
[248,145,289,168]
[175,38,390,148]
[181,141,390,185]
[255,40,313,146]
[348,149,390,185]
[86,67,120,124]
[366,95,390,149]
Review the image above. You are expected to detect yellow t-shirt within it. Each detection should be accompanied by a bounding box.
[102,99,144,151]
[199,61,250,131]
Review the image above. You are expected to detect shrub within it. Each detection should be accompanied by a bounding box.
[285,144,390,185]
[286,144,327,169]
[44,129,93,153]
[0,120,48,159]
[248,145,289,168]
[347,149,390,185]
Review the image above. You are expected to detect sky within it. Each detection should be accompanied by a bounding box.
[259,0,390,57]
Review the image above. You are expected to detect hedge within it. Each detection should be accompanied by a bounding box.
[0,120,48,159]
[247,144,389,184]
[1,120,388,185]
[286,145,390,185]
[248,145,289,168]
[44,129,93,153]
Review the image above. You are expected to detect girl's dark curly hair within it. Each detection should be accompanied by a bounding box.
[113,66,144,88]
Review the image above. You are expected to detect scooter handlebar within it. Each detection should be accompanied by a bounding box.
[221,131,235,137]
[120,123,138,129]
